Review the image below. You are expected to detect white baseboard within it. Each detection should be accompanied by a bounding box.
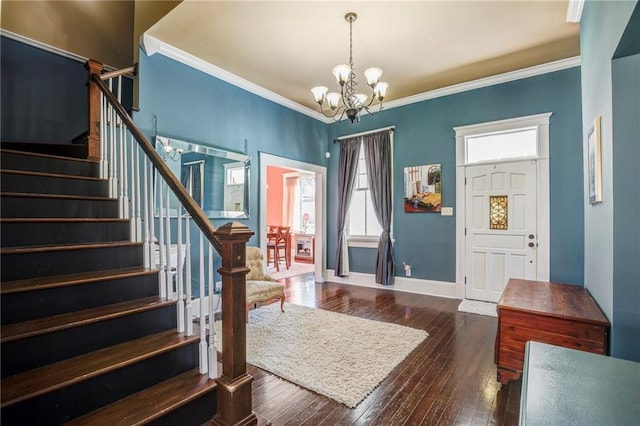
[325,269,457,299]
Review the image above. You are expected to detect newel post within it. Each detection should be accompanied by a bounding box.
[212,222,257,426]
[85,59,103,161]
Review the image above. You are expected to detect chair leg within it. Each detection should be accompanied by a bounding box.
[280,294,286,313]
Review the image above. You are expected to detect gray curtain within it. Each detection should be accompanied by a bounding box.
[363,131,395,285]
[334,137,361,277]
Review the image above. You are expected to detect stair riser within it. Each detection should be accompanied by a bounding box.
[1,244,144,281]
[1,196,119,218]
[1,172,109,197]
[2,304,177,377]
[0,151,99,177]
[149,390,217,426]
[1,220,130,247]
[2,273,159,325]
[1,343,200,425]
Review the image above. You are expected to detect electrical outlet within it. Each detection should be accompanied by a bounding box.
[404,263,412,277]
[441,207,454,216]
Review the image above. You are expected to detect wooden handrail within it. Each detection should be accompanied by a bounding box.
[100,64,137,81]
[88,60,258,425]
[89,71,224,256]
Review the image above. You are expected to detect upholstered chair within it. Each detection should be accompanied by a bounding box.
[245,246,285,322]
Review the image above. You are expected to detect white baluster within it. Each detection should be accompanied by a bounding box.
[157,175,167,299]
[133,145,142,242]
[148,164,155,268]
[129,139,140,242]
[100,93,107,179]
[176,205,185,333]
[108,79,117,198]
[199,232,207,373]
[120,127,129,220]
[208,243,218,379]
[185,212,193,336]
[142,157,151,269]
[118,112,126,218]
[165,184,173,299]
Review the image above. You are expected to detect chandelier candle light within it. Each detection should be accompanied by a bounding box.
[311,12,389,123]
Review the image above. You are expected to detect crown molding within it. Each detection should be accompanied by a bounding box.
[381,56,581,112]
[566,0,585,23]
[141,34,328,122]
[0,29,119,71]
[3,29,580,126]
[141,34,581,124]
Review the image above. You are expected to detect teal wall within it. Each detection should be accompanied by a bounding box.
[135,51,329,245]
[580,0,638,361]
[326,68,585,285]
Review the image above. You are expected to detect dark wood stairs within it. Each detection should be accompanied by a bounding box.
[0,147,217,425]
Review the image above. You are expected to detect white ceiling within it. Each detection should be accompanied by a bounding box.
[146,1,579,117]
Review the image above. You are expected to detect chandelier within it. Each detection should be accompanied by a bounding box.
[311,12,389,123]
[158,138,183,161]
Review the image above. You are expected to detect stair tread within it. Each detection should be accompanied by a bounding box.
[65,369,217,426]
[1,328,200,408]
[1,296,175,343]
[1,267,157,295]
[1,191,114,201]
[1,241,142,254]
[0,168,105,182]
[0,148,99,164]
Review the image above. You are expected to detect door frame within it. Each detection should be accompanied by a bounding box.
[454,113,552,299]
[259,152,327,282]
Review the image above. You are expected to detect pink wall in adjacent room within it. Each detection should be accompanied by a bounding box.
[266,166,293,227]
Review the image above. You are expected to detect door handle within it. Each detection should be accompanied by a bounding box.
[528,242,535,248]
[528,234,535,239]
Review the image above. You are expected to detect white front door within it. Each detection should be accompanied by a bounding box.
[465,160,538,302]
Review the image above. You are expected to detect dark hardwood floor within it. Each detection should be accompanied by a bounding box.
[246,273,521,426]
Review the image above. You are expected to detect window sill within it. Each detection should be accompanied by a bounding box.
[347,237,378,248]
[347,236,396,249]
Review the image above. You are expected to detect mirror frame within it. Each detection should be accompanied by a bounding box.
[155,135,250,219]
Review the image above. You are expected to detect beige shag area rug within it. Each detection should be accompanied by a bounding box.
[266,261,314,280]
[214,303,428,408]
[457,299,498,317]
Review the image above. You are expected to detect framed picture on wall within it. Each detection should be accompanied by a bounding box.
[587,116,602,204]
[403,164,442,212]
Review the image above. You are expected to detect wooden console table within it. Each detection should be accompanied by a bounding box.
[495,278,609,384]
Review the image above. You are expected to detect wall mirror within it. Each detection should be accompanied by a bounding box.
[155,135,250,219]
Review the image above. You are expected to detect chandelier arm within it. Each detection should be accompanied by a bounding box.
[332,109,347,122]
[362,101,384,117]
[317,101,346,119]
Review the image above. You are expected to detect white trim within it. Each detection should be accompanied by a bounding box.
[382,58,580,112]
[454,113,552,300]
[1,29,119,71]
[140,32,580,124]
[326,269,457,299]
[259,153,327,282]
[347,238,378,248]
[141,34,326,122]
[566,0,585,23]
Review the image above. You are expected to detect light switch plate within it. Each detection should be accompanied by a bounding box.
[441,207,454,216]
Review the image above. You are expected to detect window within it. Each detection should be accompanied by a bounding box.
[286,174,316,234]
[466,127,537,164]
[348,142,383,241]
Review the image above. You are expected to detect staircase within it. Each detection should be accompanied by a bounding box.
[0,147,217,425]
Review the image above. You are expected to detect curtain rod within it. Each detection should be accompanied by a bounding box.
[333,126,395,143]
